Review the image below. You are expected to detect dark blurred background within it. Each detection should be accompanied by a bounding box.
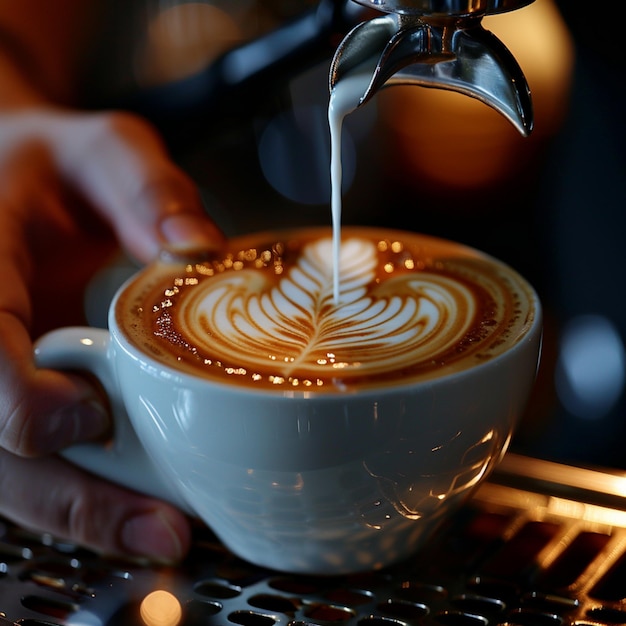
[85,0,626,469]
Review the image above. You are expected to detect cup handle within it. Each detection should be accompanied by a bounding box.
[34,327,191,513]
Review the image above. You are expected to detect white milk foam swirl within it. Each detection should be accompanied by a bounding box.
[175,236,476,379]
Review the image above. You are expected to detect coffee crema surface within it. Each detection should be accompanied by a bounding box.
[117,227,536,391]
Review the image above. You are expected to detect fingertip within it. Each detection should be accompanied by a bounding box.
[159,211,225,253]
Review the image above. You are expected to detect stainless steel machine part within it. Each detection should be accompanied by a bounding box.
[349,0,534,16]
[3,454,626,625]
[330,0,534,135]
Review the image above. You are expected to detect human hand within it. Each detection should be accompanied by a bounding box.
[0,107,223,561]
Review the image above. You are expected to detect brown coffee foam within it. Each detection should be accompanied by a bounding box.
[116,227,535,392]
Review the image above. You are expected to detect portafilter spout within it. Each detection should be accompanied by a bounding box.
[329,0,535,136]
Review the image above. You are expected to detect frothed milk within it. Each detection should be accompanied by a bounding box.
[117,227,536,392]
[328,57,378,301]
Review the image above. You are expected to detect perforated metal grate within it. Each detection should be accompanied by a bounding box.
[2,454,626,626]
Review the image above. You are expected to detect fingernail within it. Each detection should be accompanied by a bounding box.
[121,511,184,563]
[159,212,223,251]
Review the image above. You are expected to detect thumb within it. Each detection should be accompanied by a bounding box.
[54,110,225,262]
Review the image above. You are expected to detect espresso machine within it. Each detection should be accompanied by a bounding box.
[3,2,626,624]
[126,0,534,136]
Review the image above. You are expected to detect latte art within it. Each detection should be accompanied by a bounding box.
[119,228,534,391]
[169,236,477,380]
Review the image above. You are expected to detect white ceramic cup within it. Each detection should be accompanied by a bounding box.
[34,232,542,575]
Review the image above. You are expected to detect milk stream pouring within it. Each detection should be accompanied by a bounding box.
[328,57,379,303]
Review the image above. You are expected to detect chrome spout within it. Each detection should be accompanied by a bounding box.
[330,0,534,136]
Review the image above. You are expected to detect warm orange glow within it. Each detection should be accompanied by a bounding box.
[379,0,575,192]
[139,590,183,626]
[137,3,243,85]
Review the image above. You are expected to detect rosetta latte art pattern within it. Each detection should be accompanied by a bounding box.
[175,237,477,379]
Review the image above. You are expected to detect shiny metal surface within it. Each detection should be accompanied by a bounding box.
[496,452,626,511]
[352,0,534,16]
[3,454,626,625]
[330,0,534,135]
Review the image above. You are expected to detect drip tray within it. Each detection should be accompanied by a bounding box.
[3,453,626,626]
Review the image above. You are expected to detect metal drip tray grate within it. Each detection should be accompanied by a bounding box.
[3,453,626,626]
